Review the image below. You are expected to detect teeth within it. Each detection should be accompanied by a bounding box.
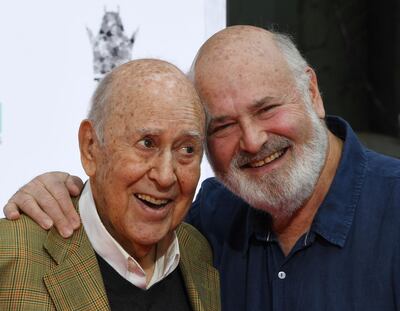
[249,150,285,168]
[137,194,169,205]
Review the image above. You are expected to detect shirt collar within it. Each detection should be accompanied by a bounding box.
[311,116,367,247]
[79,182,180,290]
[244,116,368,249]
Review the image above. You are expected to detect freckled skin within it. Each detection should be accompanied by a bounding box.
[79,60,205,263]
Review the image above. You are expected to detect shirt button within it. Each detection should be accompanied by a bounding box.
[278,271,286,279]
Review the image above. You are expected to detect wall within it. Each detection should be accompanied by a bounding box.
[227,0,400,137]
[0,0,226,215]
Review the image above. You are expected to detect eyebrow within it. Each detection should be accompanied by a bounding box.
[136,128,203,140]
[137,128,163,135]
[251,96,276,110]
[209,115,231,125]
[209,96,278,125]
[182,130,203,140]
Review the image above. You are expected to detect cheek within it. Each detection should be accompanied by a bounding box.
[97,160,146,217]
[266,109,311,142]
[109,152,150,185]
[102,184,130,220]
[177,162,201,196]
[171,163,200,224]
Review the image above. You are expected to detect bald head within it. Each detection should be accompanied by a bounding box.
[89,59,203,143]
[195,25,280,69]
[191,26,310,108]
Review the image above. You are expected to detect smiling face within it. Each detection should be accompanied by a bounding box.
[194,27,328,216]
[80,60,204,259]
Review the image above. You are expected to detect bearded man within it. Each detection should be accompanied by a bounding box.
[4,26,400,311]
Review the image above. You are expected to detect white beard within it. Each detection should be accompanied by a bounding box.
[212,102,328,218]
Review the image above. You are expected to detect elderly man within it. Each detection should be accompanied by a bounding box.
[0,59,220,311]
[5,26,400,310]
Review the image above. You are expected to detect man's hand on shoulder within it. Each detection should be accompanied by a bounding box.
[3,172,84,238]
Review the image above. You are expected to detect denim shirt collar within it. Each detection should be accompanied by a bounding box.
[245,116,368,250]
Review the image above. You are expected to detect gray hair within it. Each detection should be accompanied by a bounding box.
[272,32,311,103]
[87,72,114,144]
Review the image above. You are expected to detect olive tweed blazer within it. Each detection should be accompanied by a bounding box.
[0,202,220,311]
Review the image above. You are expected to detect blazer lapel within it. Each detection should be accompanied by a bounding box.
[43,218,110,310]
[177,225,221,311]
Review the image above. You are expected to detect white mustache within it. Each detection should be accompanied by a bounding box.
[232,135,292,168]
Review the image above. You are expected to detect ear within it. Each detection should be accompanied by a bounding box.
[306,67,325,118]
[78,120,99,177]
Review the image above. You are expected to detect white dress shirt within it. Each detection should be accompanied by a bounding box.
[79,182,180,289]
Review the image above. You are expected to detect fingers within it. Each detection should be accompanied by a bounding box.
[5,188,54,230]
[3,171,84,238]
[35,172,82,236]
[65,174,84,197]
[3,201,21,220]
[63,174,83,230]
[24,177,74,237]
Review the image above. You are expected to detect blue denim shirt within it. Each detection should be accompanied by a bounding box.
[187,116,400,311]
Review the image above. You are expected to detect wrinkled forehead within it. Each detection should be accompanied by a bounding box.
[197,35,289,79]
[195,33,293,93]
[190,27,304,123]
[105,71,205,136]
[112,70,200,110]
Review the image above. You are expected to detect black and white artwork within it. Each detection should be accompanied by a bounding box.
[87,8,138,81]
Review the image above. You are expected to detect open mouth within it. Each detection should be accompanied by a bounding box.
[242,148,288,169]
[135,194,172,209]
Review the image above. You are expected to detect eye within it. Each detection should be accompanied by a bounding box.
[209,122,236,135]
[182,146,195,154]
[258,104,279,115]
[176,145,200,164]
[177,141,202,158]
[138,137,155,149]
[211,123,232,133]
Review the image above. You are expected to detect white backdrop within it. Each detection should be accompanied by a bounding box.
[0,0,225,216]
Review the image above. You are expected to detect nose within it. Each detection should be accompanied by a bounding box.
[148,151,177,189]
[239,121,268,154]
